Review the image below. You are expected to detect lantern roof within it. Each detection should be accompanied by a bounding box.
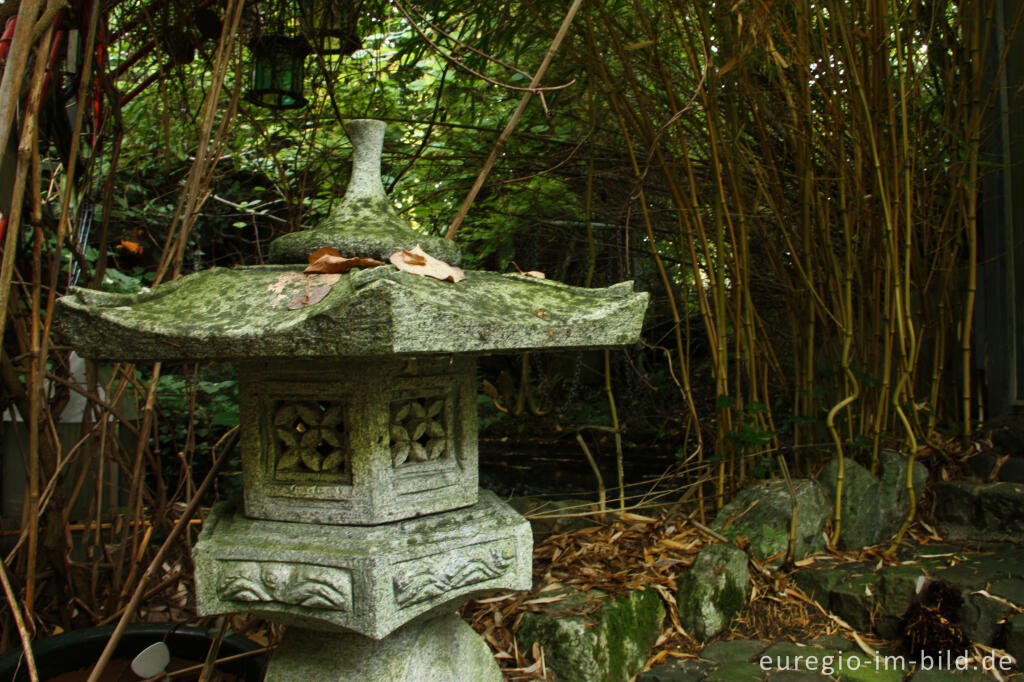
[57,265,647,361]
[56,119,648,362]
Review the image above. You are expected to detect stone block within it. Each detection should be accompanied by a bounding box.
[990,428,1024,458]
[819,457,881,550]
[934,481,1024,542]
[265,614,502,682]
[1005,613,1024,670]
[677,542,751,640]
[968,451,999,479]
[998,457,1024,483]
[238,356,478,525]
[517,587,664,682]
[700,639,769,664]
[636,657,711,682]
[704,661,767,681]
[711,480,829,565]
[194,490,532,639]
[877,449,928,518]
[819,452,927,552]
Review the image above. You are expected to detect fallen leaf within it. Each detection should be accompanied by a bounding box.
[400,249,427,266]
[511,261,546,279]
[288,284,333,309]
[304,247,385,274]
[523,594,568,606]
[268,272,307,306]
[269,272,342,309]
[389,245,465,283]
[308,247,341,262]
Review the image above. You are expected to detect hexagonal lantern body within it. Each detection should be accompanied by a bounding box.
[238,356,478,525]
[193,490,531,639]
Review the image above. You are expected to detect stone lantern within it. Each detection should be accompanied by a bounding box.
[57,120,648,680]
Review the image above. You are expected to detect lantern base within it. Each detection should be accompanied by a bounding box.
[193,490,533,639]
[265,615,502,681]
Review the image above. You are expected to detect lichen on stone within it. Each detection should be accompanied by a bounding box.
[56,266,649,361]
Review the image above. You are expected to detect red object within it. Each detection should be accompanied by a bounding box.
[40,26,66,99]
[0,214,8,245]
[0,16,17,61]
[91,6,106,142]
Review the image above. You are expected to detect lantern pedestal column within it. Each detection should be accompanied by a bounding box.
[266,615,501,681]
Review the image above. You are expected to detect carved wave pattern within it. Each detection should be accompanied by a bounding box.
[393,549,512,607]
[217,561,351,611]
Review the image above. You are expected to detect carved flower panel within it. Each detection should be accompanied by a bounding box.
[273,401,347,475]
[390,397,448,467]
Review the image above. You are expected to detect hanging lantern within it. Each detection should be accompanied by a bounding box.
[298,0,361,55]
[246,35,311,109]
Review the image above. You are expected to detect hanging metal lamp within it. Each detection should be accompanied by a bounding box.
[246,34,311,109]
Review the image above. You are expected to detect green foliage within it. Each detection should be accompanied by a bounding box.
[718,398,776,454]
[747,455,778,480]
[476,392,505,432]
[100,268,146,293]
[152,364,239,468]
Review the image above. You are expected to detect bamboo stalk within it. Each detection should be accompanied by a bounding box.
[603,350,625,509]
[0,0,45,172]
[22,19,57,617]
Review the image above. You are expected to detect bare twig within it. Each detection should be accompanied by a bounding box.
[86,428,238,682]
[0,557,39,682]
[393,0,575,94]
[0,0,45,170]
[575,431,607,513]
[445,0,585,240]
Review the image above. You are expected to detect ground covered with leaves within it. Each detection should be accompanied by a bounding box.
[459,496,966,680]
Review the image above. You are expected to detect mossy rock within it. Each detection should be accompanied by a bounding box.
[819,456,881,550]
[833,653,904,682]
[818,451,927,551]
[711,480,829,566]
[517,587,664,682]
[700,639,769,665]
[704,661,767,681]
[934,482,1024,542]
[677,543,751,641]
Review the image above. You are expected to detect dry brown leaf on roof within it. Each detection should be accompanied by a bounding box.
[269,272,342,308]
[288,285,329,309]
[304,247,385,274]
[511,261,547,279]
[390,245,466,282]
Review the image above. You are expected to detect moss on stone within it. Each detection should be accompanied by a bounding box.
[57,266,648,361]
[517,587,664,682]
[268,118,463,267]
[718,576,747,620]
[677,543,751,641]
[711,480,830,566]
